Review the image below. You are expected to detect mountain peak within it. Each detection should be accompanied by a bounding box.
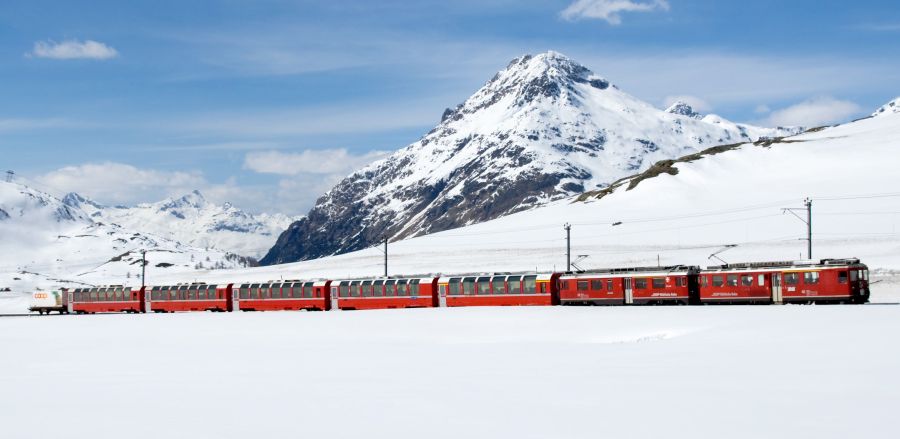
[665,101,702,119]
[872,97,900,117]
[61,192,105,210]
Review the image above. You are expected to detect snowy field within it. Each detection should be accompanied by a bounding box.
[1,305,899,439]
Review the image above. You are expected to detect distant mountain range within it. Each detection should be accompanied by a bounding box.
[62,190,297,259]
[261,51,801,265]
[0,183,262,292]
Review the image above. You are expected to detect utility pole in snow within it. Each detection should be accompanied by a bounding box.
[564,223,571,273]
[384,237,388,277]
[4,170,13,183]
[782,198,813,260]
[141,250,147,289]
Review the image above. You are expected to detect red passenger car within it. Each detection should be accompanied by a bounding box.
[437,273,560,307]
[699,258,870,304]
[232,280,329,311]
[147,283,231,312]
[558,266,698,305]
[65,285,145,314]
[330,277,437,310]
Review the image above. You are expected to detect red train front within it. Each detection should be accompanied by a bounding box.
[699,258,870,304]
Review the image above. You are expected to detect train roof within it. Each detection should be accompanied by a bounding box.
[704,258,864,271]
[560,265,699,277]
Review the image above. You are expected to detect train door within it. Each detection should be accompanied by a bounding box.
[143,290,151,313]
[67,291,74,314]
[624,278,634,305]
[771,273,783,304]
[439,285,447,307]
[233,290,241,311]
[330,286,339,310]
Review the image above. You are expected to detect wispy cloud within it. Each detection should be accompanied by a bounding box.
[763,96,862,127]
[853,23,900,32]
[0,117,78,132]
[28,39,119,60]
[244,149,390,176]
[561,0,670,25]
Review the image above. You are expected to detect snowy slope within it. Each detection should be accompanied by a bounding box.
[2,306,899,438]
[63,190,295,259]
[140,101,900,302]
[0,182,255,296]
[262,51,799,264]
[872,96,900,117]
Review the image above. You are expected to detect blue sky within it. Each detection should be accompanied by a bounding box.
[1,0,899,215]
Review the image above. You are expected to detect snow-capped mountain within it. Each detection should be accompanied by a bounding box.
[261,51,800,265]
[872,97,899,117]
[0,182,255,293]
[62,190,297,259]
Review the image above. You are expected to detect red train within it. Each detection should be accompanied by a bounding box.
[59,258,871,314]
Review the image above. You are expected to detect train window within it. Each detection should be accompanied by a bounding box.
[862,270,869,281]
[591,280,602,290]
[712,276,724,287]
[249,284,259,299]
[117,288,125,301]
[803,272,820,285]
[652,278,665,289]
[758,274,765,285]
[289,283,300,298]
[784,273,798,285]
[476,277,490,295]
[373,280,384,297]
[508,276,522,294]
[741,275,753,287]
[397,279,408,296]
[410,279,420,296]
[463,277,476,295]
[449,278,461,295]
[850,271,858,281]
[607,279,613,290]
[239,284,250,299]
[523,276,537,294]
[577,281,589,291]
[304,282,315,298]
[187,287,196,300]
[339,283,350,298]
[726,275,738,287]
[635,279,648,289]
[362,281,373,297]
[347,281,359,297]
[492,277,506,294]
[839,272,848,284]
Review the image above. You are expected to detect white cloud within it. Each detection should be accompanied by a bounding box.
[0,117,75,132]
[29,39,118,60]
[243,149,390,176]
[662,95,711,113]
[764,97,862,127]
[561,0,670,25]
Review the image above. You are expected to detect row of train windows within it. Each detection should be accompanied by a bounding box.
[72,289,132,302]
[572,277,687,291]
[150,285,220,301]
[337,279,421,298]
[446,276,538,295]
[238,283,317,300]
[703,274,767,288]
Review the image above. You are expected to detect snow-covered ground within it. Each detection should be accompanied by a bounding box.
[1,306,898,438]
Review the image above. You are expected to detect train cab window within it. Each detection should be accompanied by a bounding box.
[577,281,589,291]
[784,273,799,285]
[492,277,506,295]
[239,284,250,299]
[607,279,613,291]
[758,274,765,285]
[652,278,665,289]
[850,271,858,282]
[803,272,820,285]
[591,280,602,290]
[463,277,476,295]
[839,272,848,284]
[712,276,724,287]
[726,275,738,287]
[862,270,869,281]
[410,279,420,296]
[634,279,648,289]
[523,276,537,294]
